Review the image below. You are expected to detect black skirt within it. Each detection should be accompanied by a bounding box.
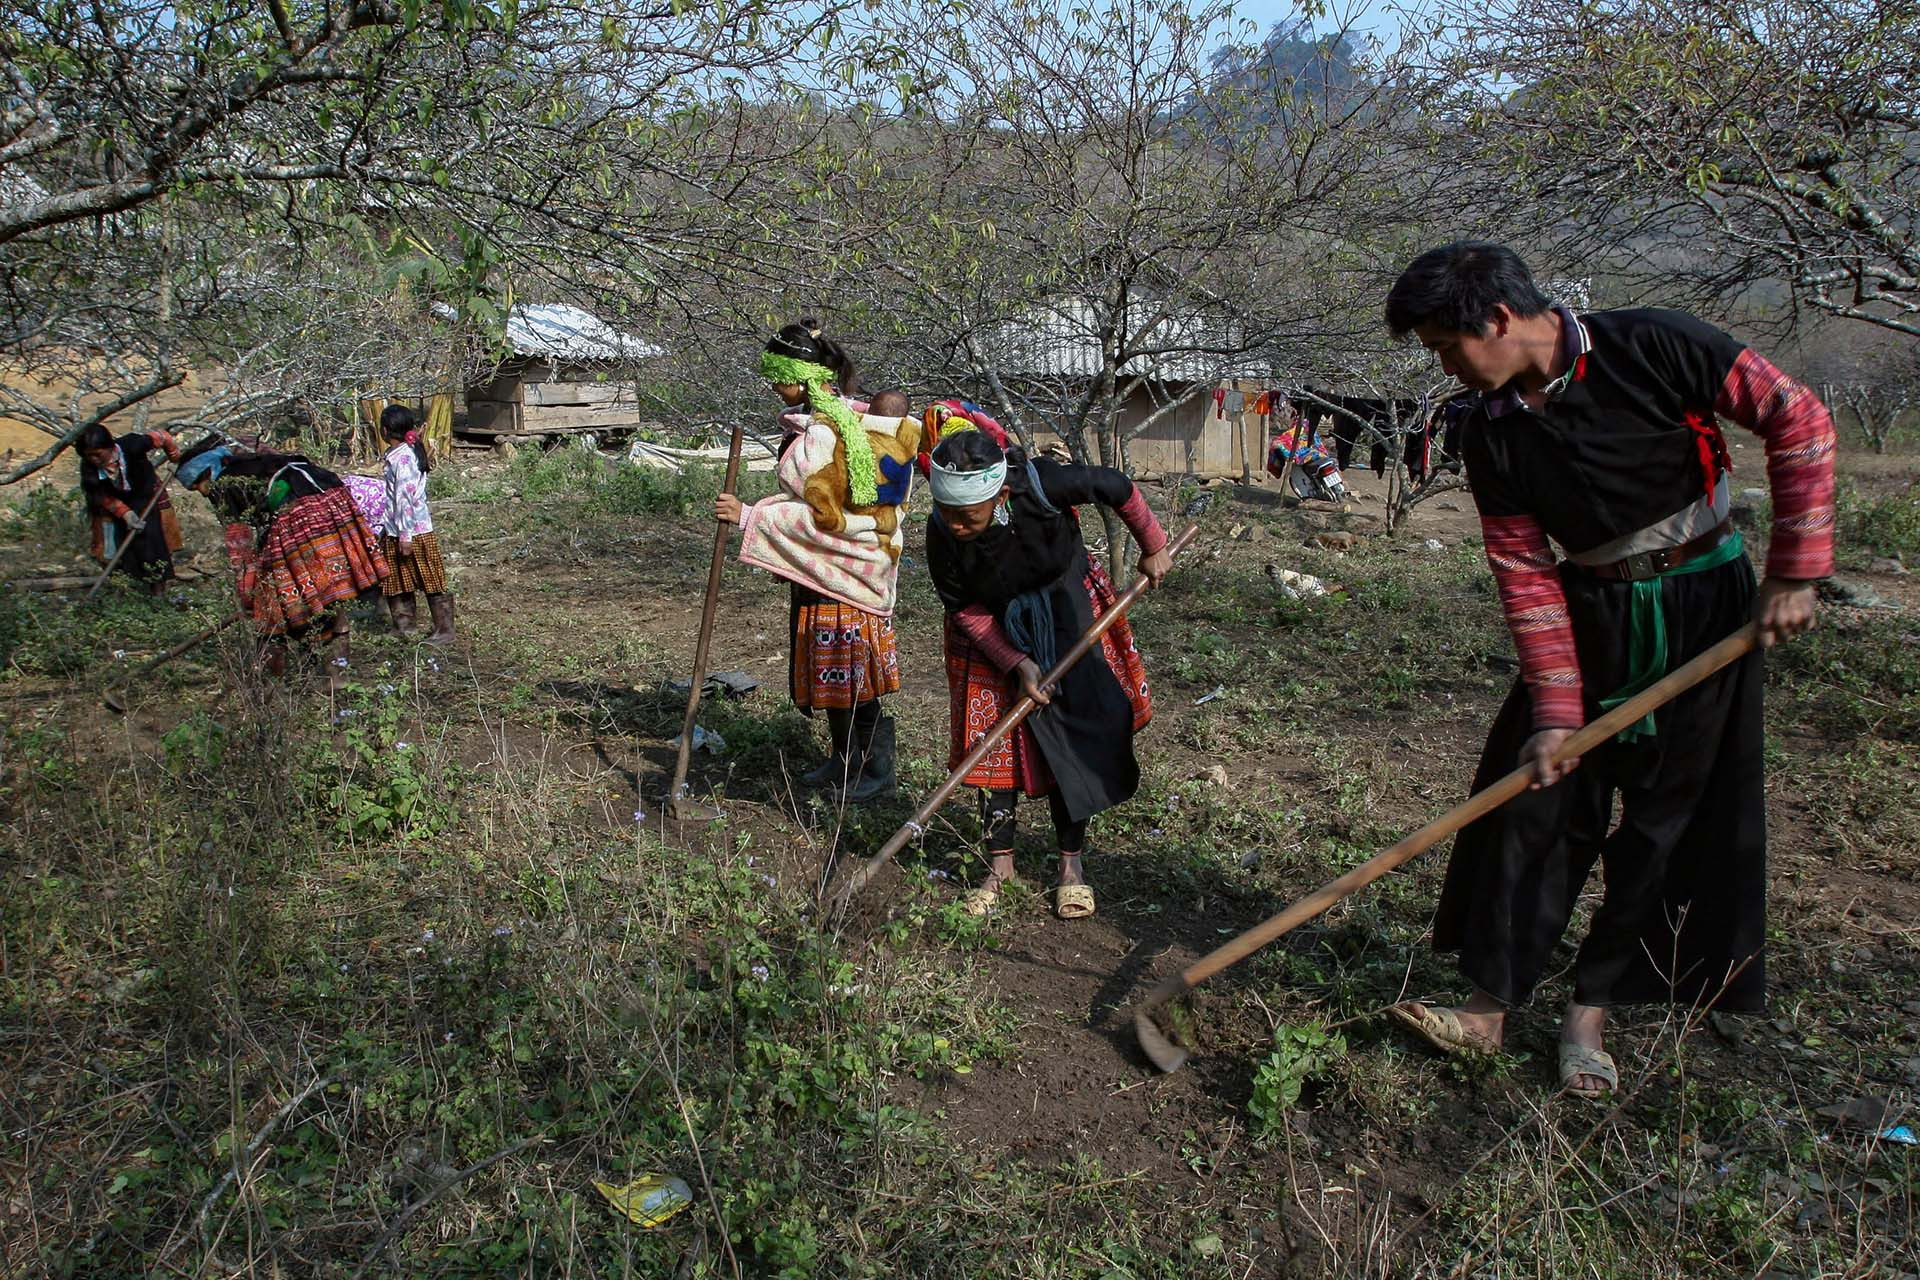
[1434,553,1768,1011]
[1013,547,1143,823]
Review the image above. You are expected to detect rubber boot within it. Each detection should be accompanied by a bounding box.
[422,593,456,645]
[386,592,418,636]
[801,708,857,788]
[843,711,896,805]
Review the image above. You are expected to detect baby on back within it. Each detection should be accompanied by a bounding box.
[801,389,922,557]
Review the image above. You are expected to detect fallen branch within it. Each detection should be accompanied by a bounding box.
[163,1074,333,1263]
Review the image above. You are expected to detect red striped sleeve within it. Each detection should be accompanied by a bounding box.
[1482,512,1585,730]
[1714,348,1836,580]
[147,429,181,463]
[951,604,1027,672]
[1114,483,1168,554]
[100,495,133,520]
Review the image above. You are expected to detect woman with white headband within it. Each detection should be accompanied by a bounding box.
[925,428,1172,919]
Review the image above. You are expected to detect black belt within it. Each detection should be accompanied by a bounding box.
[1581,520,1733,582]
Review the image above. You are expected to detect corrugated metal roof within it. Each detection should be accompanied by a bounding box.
[982,296,1268,382]
[434,302,663,361]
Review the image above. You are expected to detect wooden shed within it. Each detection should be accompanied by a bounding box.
[458,303,663,439]
[983,296,1276,480]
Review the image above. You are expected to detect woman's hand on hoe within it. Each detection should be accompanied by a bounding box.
[1016,659,1051,706]
[713,493,744,525]
[1138,546,1173,588]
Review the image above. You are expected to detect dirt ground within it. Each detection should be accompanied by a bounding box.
[4,435,1917,1275]
[430,446,1920,1256]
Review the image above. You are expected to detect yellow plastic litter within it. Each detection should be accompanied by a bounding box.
[593,1173,693,1228]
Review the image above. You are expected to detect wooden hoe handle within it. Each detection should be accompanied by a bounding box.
[668,422,747,806]
[1168,621,1761,994]
[838,522,1202,904]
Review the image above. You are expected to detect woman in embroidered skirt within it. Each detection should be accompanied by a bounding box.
[924,430,1170,920]
[176,442,388,688]
[78,423,185,593]
[713,322,912,804]
[377,405,456,644]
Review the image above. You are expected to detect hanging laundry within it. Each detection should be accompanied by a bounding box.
[1224,390,1246,415]
[1212,388,1226,418]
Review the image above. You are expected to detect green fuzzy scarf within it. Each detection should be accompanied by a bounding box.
[759,351,879,506]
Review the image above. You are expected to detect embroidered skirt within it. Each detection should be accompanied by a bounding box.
[789,592,900,711]
[380,531,449,595]
[231,488,388,635]
[945,562,1151,798]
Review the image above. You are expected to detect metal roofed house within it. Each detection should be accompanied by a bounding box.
[979,295,1276,480]
[448,302,665,439]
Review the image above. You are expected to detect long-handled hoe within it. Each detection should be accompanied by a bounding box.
[666,422,746,822]
[833,523,1202,912]
[1133,621,1762,1073]
[102,610,245,713]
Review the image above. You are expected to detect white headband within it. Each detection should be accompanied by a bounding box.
[928,457,1008,506]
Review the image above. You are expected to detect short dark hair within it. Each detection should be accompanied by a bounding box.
[1384,241,1554,338]
[867,389,910,417]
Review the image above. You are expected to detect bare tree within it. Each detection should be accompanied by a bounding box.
[788,0,1440,573]
[0,0,896,480]
[1418,0,1920,340]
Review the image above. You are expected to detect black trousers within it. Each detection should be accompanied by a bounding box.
[981,788,1088,854]
[1434,555,1768,1012]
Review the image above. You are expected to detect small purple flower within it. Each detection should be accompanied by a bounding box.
[633,809,647,824]
[421,928,435,942]
[333,656,349,668]
[492,925,512,937]
[927,869,951,881]
[744,855,756,866]
[761,874,777,888]
[750,964,770,982]
[112,649,127,660]
[394,741,411,751]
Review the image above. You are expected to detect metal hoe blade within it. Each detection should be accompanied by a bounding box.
[1132,975,1193,1073]
[666,784,724,823]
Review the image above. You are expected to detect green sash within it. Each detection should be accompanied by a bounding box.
[1597,531,1746,743]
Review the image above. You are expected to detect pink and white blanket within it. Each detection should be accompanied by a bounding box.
[737,414,910,616]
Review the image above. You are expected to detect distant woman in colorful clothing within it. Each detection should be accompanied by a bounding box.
[175,441,388,689]
[377,405,456,644]
[713,321,916,804]
[925,429,1170,920]
[78,423,185,593]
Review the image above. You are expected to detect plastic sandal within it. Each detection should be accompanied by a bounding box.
[1387,1003,1499,1056]
[1558,1042,1618,1099]
[1054,883,1096,919]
